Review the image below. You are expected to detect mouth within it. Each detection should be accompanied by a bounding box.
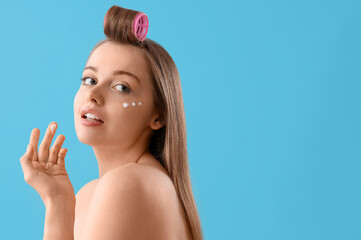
[81,114,104,123]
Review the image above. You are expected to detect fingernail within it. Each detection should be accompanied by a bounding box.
[51,124,57,134]
[27,144,31,150]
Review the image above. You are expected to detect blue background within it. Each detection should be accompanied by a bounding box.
[0,0,360,239]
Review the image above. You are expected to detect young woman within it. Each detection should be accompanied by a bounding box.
[19,5,203,240]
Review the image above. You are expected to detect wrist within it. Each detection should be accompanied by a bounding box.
[45,194,76,209]
[43,195,75,240]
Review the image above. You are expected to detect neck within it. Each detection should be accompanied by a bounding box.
[93,140,150,178]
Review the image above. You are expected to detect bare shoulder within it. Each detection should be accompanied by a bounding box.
[101,161,175,192]
[75,178,99,214]
[76,178,99,198]
[97,162,179,210]
[79,162,183,239]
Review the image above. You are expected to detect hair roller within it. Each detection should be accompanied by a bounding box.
[103,5,149,44]
[133,12,149,41]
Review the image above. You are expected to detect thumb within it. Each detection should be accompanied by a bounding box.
[20,145,36,179]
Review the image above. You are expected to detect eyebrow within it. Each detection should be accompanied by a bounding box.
[83,66,141,84]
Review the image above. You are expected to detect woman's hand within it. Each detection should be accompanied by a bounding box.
[20,121,75,205]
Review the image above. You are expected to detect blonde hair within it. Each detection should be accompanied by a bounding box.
[85,5,203,240]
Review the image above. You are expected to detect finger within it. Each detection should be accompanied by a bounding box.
[20,144,36,181]
[38,122,58,163]
[29,128,40,162]
[57,148,68,167]
[48,134,66,164]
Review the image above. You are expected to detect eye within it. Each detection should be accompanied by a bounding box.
[80,76,131,93]
[80,76,96,85]
[114,84,131,93]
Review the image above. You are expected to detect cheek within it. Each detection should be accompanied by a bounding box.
[116,90,155,128]
[121,100,143,108]
[73,92,80,115]
[114,99,149,126]
[118,99,145,119]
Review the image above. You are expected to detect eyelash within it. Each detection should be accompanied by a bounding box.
[80,76,131,94]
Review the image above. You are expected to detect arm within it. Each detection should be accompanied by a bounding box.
[43,195,76,240]
[19,122,76,240]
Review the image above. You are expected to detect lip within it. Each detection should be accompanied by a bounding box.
[81,117,104,126]
[80,107,104,123]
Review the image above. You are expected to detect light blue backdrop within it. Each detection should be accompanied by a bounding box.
[0,0,360,239]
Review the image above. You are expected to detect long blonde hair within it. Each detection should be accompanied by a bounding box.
[86,5,203,240]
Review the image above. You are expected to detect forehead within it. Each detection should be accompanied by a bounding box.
[86,41,148,78]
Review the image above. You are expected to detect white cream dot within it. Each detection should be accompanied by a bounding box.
[138,102,142,106]
[131,102,136,106]
[123,102,129,108]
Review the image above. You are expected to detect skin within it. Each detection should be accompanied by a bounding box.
[73,41,164,178]
[73,42,190,239]
[20,41,191,239]
[20,41,164,203]
[20,122,75,205]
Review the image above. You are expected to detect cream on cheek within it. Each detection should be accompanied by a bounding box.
[123,101,142,108]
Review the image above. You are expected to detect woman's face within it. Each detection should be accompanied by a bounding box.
[73,41,160,148]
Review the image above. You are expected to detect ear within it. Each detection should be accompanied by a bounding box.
[149,112,165,130]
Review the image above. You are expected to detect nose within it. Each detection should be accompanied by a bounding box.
[86,82,105,104]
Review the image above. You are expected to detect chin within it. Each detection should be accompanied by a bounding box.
[74,118,102,145]
[76,132,108,147]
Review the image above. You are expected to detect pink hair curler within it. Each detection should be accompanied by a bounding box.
[133,12,149,41]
